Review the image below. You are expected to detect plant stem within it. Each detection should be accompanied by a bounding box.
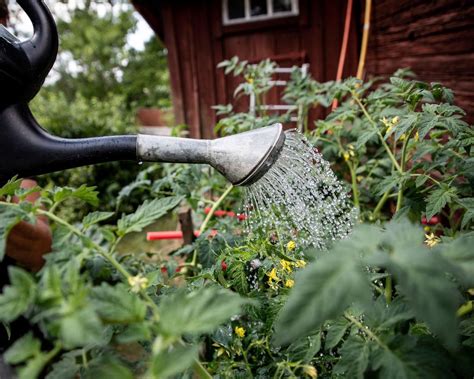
[193,360,213,379]
[395,137,410,213]
[373,190,390,218]
[347,161,360,208]
[384,276,392,304]
[351,92,402,173]
[199,184,234,234]
[190,184,234,267]
[344,312,388,350]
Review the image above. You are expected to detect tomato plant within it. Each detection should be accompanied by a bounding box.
[0,61,473,378]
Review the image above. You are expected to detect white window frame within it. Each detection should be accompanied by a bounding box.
[222,0,299,25]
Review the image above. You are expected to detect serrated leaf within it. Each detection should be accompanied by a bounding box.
[0,204,31,261]
[415,174,429,188]
[117,196,183,236]
[394,113,418,141]
[150,344,198,379]
[457,198,474,229]
[81,356,133,379]
[325,317,351,349]
[91,283,147,323]
[52,185,99,206]
[333,336,372,378]
[274,250,371,345]
[0,176,21,197]
[356,129,377,148]
[59,305,103,349]
[158,287,251,337]
[370,246,461,349]
[287,331,321,363]
[45,354,79,379]
[425,186,458,220]
[0,267,36,322]
[4,333,41,364]
[438,234,474,286]
[82,211,114,229]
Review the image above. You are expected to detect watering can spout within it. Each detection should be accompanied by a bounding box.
[0,104,137,183]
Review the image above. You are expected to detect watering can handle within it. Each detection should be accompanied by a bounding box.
[18,0,59,80]
[0,0,58,106]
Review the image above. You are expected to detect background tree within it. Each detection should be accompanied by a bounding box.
[3,0,172,218]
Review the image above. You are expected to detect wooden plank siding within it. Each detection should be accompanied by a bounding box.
[132,0,473,137]
[365,0,474,120]
[133,0,361,138]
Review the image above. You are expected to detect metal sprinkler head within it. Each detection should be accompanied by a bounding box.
[137,123,286,186]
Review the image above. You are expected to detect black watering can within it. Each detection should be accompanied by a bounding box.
[0,0,285,186]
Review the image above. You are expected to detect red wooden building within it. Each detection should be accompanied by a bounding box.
[132,0,474,138]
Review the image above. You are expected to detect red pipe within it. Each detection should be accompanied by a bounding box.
[147,229,218,241]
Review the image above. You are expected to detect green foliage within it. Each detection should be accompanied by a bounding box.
[1,58,473,378]
[117,195,183,236]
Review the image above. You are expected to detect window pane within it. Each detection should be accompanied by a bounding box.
[273,0,292,13]
[228,0,245,19]
[250,0,268,16]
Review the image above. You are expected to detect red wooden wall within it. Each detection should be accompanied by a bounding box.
[134,0,360,138]
[365,0,474,120]
[134,0,474,137]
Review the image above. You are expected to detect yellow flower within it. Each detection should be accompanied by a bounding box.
[287,240,296,252]
[280,259,293,273]
[294,259,307,268]
[235,326,245,338]
[391,116,400,124]
[302,365,318,378]
[356,175,364,183]
[285,279,295,288]
[343,152,350,161]
[414,131,420,142]
[424,233,441,248]
[385,125,393,135]
[423,226,431,232]
[380,117,390,127]
[348,144,355,150]
[246,77,254,84]
[128,275,149,293]
[267,268,281,290]
[267,268,280,282]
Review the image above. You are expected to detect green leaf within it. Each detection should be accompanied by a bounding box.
[0,204,31,261]
[287,331,321,363]
[45,354,79,379]
[81,356,133,379]
[82,211,114,229]
[91,283,147,323]
[325,317,351,349]
[117,196,183,236]
[0,267,36,322]
[59,305,103,348]
[274,250,371,345]
[371,246,461,349]
[372,335,455,379]
[333,336,372,378]
[52,185,99,206]
[158,287,251,337]
[425,186,458,220]
[150,344,199,379]
[457,198,474,229]
[0,176,22,197]
[4,333,41,364]
[115,323,151,344]
[438,234,474,286]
